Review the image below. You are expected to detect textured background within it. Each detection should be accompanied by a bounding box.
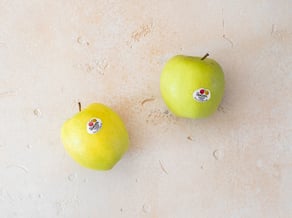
[0,0,291,217]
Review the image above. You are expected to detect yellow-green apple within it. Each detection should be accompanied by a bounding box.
[61,103,129,170]
[160,54,225,118]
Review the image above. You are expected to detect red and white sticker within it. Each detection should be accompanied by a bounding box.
[87,118,102,134]
[193,88,211,102]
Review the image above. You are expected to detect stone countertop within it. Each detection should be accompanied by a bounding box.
[0,1,291,217]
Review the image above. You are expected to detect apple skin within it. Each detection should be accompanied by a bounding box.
[160,55,225,119]
[61,103,129,170]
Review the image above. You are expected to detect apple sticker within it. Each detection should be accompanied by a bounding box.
[87,118,102,134]
[193,88,211,102]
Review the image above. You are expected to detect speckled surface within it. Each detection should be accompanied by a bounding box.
[0,1,291,217]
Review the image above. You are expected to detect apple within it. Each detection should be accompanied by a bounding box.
[61,103,129,170]
[160,54,225,119]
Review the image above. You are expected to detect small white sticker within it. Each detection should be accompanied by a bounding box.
[87,118,102,134]
[193,88,211,102]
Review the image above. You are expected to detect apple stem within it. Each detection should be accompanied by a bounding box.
[201,53,209,60]
[78,102,81,112]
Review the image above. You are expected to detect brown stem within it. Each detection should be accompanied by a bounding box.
[78,102,81,112]
[201,53,209,60]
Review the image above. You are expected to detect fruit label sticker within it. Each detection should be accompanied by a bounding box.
[87,118,102,134]
[193,88,211,102]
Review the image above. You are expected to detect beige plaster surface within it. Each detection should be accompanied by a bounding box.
[0,0,291,217]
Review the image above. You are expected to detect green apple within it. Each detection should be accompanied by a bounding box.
[61,103,129,170]
[160,54,225,119]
